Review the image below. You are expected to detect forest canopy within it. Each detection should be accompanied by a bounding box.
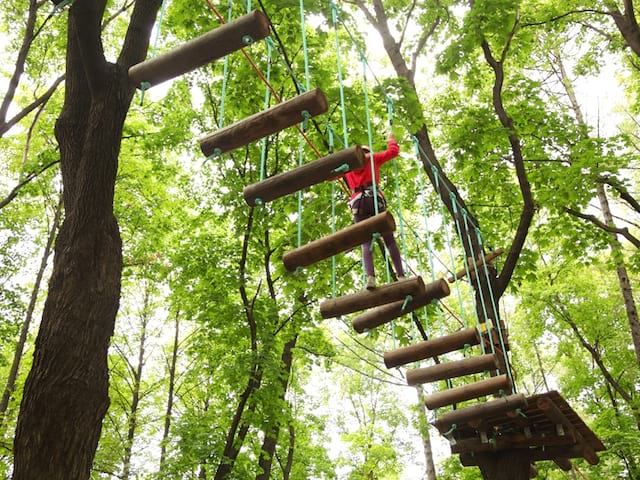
[0,0,639,479]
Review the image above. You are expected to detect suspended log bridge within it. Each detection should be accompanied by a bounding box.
[199,88,328,156]
[423,374,512,410]
[243,146,366,206]
[406,353,502,386]
[351,278,450,333]
[319,276,426,319]
[129,11,271,89]
[282,211,395,272]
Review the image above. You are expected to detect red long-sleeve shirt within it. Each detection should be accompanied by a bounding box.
[345,139,400,201]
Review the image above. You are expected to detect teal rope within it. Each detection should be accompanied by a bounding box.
[299,0,311,92]
[329,126,337,298]
[475,228,515,389]
[433,169,469,329]
[460,208,490,325]
[331,2,349,147]
[139,0,169,105]
[259,37,274,182]
[218,0,233,126]
[361,52,379,216]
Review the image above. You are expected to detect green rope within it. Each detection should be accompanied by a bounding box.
[432,168,469,329]
[444,423,457,436]
[329,126,337,298]
[139,0,169,105]
[401,295,412,312]
[361,52,379,216]
[474,227,515,389]
[218,0,233,126]
[331,1,350,147]
[299,0,311,92]
[259,37,274,182]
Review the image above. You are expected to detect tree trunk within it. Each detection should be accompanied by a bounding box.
[415,386,437,480]
[282,424,295,480]
[596,185,640,367]
[0,197,62,431]
[554,47,640,368]
[255,336,298,480]
[122,288,151,480]
[475,449,532,480]
[11,1,162,478]
[159,311,180,471]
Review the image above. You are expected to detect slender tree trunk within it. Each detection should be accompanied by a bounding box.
[0,197,62,431]
[554,48,640,368]
[11,1,161,478]
[122,288,151,480]
[596,185,640,366]
[255,335,298,480]
[415,386,437,480]
[213,370,263,480]
[282,424,295,480]
[159,311,180,471]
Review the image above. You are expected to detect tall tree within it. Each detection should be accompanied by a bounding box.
[11,1,163,478]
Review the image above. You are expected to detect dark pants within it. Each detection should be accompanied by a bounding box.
[351,194,405,278]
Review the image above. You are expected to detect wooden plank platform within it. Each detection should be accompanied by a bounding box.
[440,391,605,466]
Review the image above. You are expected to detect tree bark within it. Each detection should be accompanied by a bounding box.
[255,335,298,480]
[596,185,640,367]
[0,197,62,431]
[122,288,151,480]
[282,424,295,480]
[214,209,263,480]
[159,311,180,471]
[415,386,437,480]
[552,47,640,368]
[11,0,162,478]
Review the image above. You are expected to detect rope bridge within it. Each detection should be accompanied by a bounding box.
[126,1,605,476]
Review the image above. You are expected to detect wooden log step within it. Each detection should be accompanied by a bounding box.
[406,353,501,386]
[537,396,599,465]
[384,326,480,369]
[283,211,395,272]
[243,146,366,206]
[129,11,270,89]
[319,276,426,319]
[433,393,527,434]
[447,247,505,283]
[199,88,328,156]
[351,278,450,333]
[423,374,511,410]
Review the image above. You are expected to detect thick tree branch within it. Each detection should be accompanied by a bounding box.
[598,175,640,215]
[70,0,109,95]
[481,39,535,297]
[565,207,640,248]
